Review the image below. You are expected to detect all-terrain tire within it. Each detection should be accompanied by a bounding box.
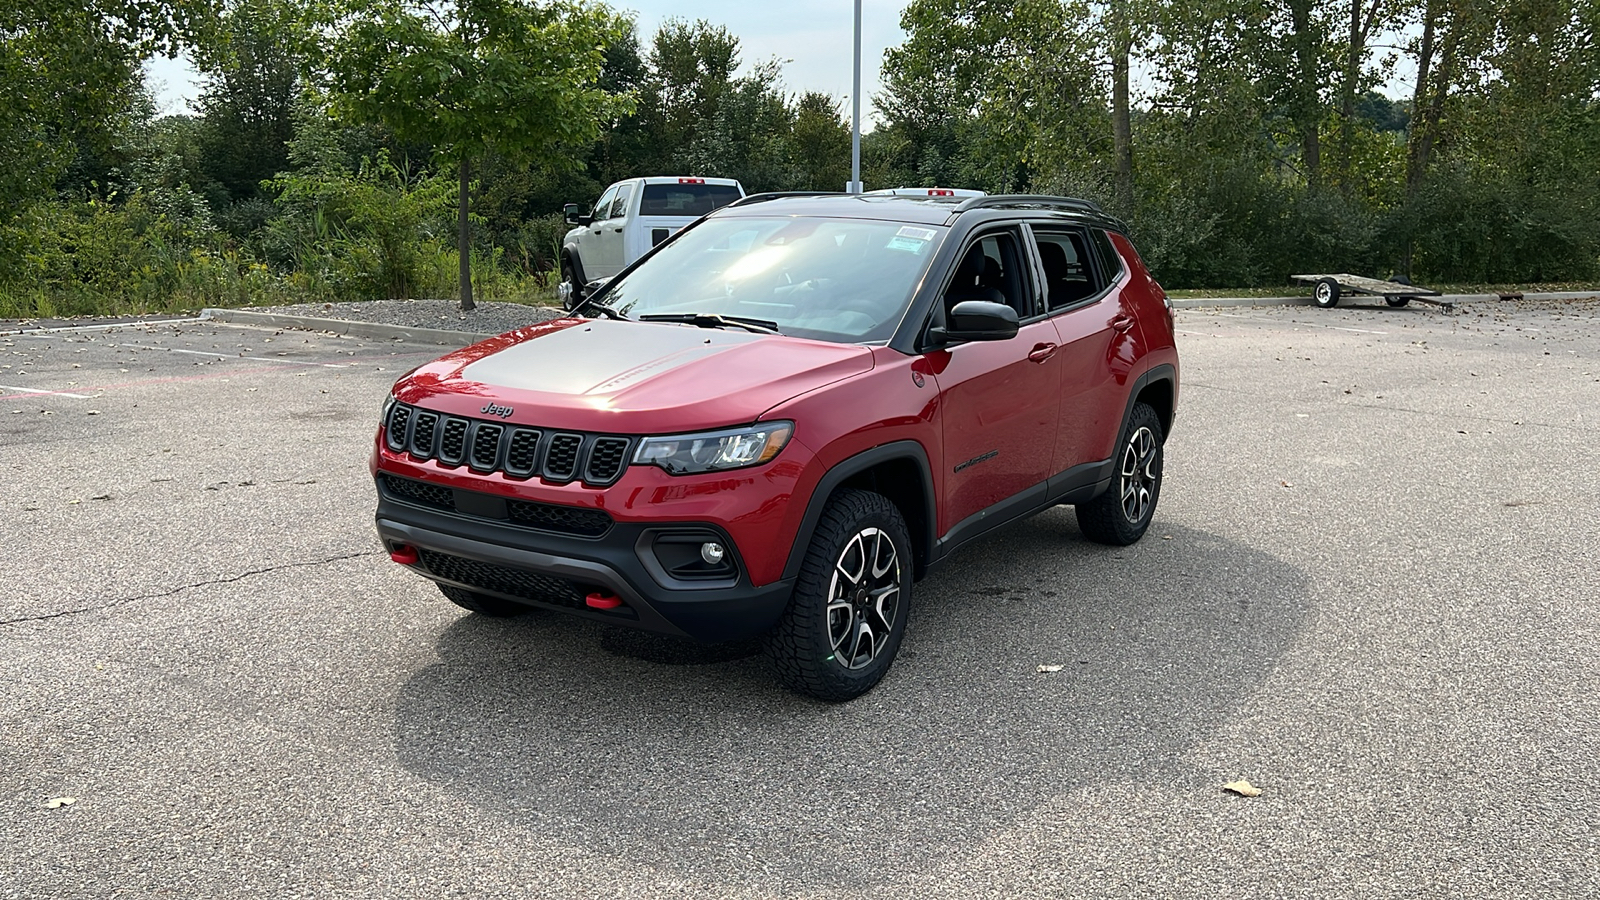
[438,583,527,617]
[764,489,913,702]
[1076,402,1165,546]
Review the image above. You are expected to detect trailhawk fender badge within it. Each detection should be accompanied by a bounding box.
[481,402,514,419]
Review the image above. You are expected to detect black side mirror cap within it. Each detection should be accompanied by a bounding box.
[944,300,1019,341]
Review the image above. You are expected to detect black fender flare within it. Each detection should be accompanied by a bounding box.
[781,441,937,582]
[1121,363,1178,442]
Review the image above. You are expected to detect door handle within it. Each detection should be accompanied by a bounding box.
[1027,342,1058,363]
[612,227,623,233]
[1109,314,1136,333]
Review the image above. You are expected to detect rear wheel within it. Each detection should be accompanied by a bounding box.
[765,489,912,702]
[1076,402,1164,546]
[1314,277,1341,308]
[438,583,527,617]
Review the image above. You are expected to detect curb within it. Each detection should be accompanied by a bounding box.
[1171,291,1599,310]
[201,308,493,346]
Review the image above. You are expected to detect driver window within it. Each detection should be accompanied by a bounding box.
[945,231,1031,319]
[591,186,618,221]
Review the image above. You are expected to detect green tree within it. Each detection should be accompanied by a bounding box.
[324,0,632,309]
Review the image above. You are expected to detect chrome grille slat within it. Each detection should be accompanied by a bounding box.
[385,403,630,487]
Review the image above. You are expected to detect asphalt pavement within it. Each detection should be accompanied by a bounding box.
[2,301,1596,898]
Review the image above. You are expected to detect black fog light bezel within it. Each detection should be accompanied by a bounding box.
[636,528,742,588]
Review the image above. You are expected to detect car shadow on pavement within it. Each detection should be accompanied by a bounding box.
[390,511,1310,889]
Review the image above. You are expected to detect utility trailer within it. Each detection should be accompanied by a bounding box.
[1290,273,1452,312]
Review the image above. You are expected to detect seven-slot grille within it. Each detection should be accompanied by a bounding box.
[384,402,632,487]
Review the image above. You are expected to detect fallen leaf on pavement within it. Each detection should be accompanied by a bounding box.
[1036,664,1065,673]
[1223,780,1262,797]
[45,797,77,809]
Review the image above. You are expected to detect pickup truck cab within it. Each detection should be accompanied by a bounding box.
[560,176,745,307]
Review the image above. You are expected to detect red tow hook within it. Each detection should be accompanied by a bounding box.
[389,545,419,565]
[585,591,624,610]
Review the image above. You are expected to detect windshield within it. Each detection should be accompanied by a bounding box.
[600,216,947,343]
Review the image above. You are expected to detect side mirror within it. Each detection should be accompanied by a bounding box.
[930,300,1019,344]
[564,203,588,227]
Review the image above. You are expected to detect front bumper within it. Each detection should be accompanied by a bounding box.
[375,489,795,642]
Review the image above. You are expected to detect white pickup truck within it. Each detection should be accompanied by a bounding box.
[559,176,745,307]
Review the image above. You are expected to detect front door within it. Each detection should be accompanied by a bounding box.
[930,229,1061,535]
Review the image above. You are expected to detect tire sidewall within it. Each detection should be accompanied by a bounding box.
[774,491,913,700]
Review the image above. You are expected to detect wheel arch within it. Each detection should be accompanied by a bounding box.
[783,441,936,583]
[1126,364,1178,442]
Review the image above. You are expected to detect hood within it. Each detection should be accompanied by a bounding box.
[394,318,874,433]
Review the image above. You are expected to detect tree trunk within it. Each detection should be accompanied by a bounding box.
[457,155,474,311]
[1110,0,1134,214]
[1405,3,1437,200]
[1290,0,1322,183]
[1337,0,1363,183]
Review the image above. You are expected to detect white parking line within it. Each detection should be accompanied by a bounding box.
[115,343,351,368]
[0,385,94,399]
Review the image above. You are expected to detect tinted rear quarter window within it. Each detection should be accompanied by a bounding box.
[640,184,743,216]
[1092,229,1125,282]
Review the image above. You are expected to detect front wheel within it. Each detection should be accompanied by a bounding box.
[1076,402,1165,546]
[559,258,584,311]
[765,489,912,702]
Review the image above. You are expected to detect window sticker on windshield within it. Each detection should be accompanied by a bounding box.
[886,236,929,254]
[896,226,937,242]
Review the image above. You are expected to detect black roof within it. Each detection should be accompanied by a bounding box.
[717,192,1126,233]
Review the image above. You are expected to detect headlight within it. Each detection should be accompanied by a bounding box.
[381,394,397,423]
[633,422,794,475]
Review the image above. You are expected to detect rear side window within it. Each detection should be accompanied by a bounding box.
[608,184,634,220]
[1034,229,1101,310]
[639,183,743,216]
[1092,229,1125,282]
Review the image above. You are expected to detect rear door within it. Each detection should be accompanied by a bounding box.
[927,226,1062,536]
[1031,224,1140,471]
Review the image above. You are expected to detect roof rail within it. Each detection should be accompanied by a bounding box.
[729,191,847,207]
[952,194,1105,215]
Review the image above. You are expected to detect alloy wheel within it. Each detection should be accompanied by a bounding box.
[1119,426,1159,524]
[826,527,902,670]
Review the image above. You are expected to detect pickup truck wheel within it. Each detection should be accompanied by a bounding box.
[560,258,584,310]
[766,489,911,702]
[438,583,526,617]
[1076,402,1164,546]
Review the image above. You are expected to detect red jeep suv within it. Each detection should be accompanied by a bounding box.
[373,193,1178,700]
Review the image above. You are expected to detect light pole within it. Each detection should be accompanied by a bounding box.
[850,0,862,193]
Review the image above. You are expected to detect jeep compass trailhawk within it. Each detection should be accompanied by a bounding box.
[372,193,1179,701]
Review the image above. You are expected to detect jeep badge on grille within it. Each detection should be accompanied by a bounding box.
[481,402,514,419]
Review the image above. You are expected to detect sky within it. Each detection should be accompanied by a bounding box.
[144,0,915,123]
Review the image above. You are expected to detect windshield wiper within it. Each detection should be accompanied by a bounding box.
[638,313,781,334]
[577,302,629,321]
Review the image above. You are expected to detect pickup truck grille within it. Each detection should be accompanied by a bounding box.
[384,402,633,487]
